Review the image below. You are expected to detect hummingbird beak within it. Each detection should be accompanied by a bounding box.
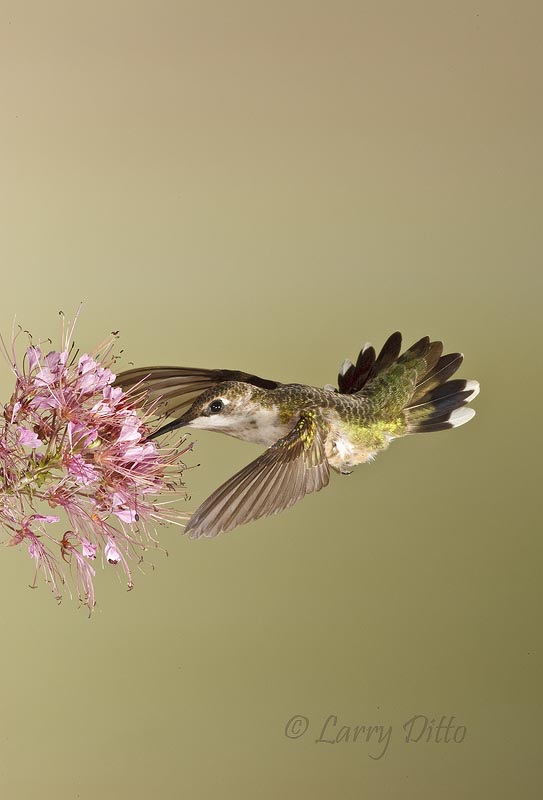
[147,410,195,441]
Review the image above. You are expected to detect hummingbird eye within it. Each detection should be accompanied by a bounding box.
[208,399,224,414]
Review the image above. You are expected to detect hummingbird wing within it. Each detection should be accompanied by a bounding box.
[115,367,282,419]
[184,411,330,538]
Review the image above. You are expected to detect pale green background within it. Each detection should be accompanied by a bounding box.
[0,2,541,798]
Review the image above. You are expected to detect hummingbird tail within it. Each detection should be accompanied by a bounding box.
[404,364,480,433]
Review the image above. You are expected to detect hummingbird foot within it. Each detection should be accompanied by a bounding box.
[330,464,353,475]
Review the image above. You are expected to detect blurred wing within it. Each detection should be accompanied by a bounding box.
[115,366,282,419]
[185,411,330,538]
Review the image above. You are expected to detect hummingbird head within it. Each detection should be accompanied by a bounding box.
[184,382,260,431]
[150,381,263,439]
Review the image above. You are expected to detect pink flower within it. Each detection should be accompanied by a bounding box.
[82,539,97,559]
[16,427,43,448]
[32,514,60,524]
[0,311,191,613]
[118,415,141,444]
[10,401,21,423]
[67,421,98,448]
[76,354,115,394]
[65,453,100,485]
[105,538,122,565]
[26,346,41,370]
[35,350,68,386]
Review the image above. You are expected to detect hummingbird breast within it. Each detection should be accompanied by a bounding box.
[232,406,297,446]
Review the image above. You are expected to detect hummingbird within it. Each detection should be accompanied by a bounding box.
[116,332,479,539]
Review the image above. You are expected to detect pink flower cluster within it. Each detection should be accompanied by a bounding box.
[0,319,190,612]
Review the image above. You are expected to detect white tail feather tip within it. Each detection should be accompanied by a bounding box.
[449,407,476,428]
[464,380,480,401]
